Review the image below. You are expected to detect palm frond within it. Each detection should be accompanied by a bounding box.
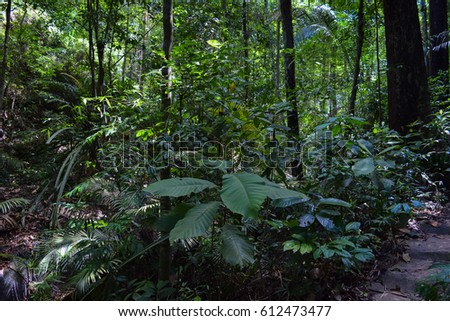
[37,228,122,294]
[0,198,30,214]
[0,151,24,171]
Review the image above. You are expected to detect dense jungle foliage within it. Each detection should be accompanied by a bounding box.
[0,0,450,300]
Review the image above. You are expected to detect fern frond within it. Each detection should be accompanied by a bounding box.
[0,152,24,171]
[133,202,160,215]
[0,198,30,214]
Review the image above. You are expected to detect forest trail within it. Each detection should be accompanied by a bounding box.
[369,204,450,301]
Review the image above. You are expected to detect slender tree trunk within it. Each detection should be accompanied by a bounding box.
[0,0,12,123]
[348,0,364,115]
[122,3,130,83]
[139,12,148,91]
[374,0,382,124]
[429,0,449,76]
[279,0,299,177]
[242,0,250,103]
[87,0,97,97]
[383,0,431,135]
[158,0,174,283]
[94,0,105,96]
[420,0,431,75]
[275,18,281,99]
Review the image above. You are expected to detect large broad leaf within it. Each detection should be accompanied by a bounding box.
[143,178,216,197]
[352,157,375,176]
[272,196,309,208]
[316,215,335,230]
[153,204,193,233]
[220,172,267,218]
[169,202,220,244]
[299,214,315,227]
[220,225,255,267]
[264,179,309,200]
[318,197,352,208]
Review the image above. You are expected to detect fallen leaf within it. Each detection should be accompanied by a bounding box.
[390,290,408,297]
[402,253,411,262]
[429,220,439,227]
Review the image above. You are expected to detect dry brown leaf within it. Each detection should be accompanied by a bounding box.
[429,220,439,227]
[390,290,408,297]
[402,253,411,262]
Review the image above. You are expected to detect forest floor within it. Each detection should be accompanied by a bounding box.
[0,185,46,270]
[369,203,450,300]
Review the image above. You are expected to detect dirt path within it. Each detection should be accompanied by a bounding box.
[369,204,450,300]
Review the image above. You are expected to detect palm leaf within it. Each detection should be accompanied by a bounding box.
[0,198,30,214]
[220,172,267,218]
[220,224,255,267]
[169,202,220,244]
[143,177,217,197]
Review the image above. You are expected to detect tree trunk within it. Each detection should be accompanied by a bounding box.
[158,0,174,283]
[275,18,281,99]
[242,0,250,103]
[429,0,449,76]
[348,0,364,115]
[87,0,97,97]
[279,0,300,177]
[374,0,382,124]
[0,0,13,121]
[420,0,431,75]
[94,0,105,97]
[383,0,431,135]
[279,0,298,135]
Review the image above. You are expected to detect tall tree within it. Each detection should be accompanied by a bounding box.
[429,0,448,76]
[0,0,12,123]
[242,0,250,103]
[348,0,365,115]
[383,0,431,135]
[419,0,430,75]
[158,0,173,283]
[279,0,299,177]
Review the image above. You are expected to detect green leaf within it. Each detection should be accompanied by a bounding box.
[331,239,355,248]
[299,243,314,255]
[357,139,374,156]
[169,202,220,244]
[317,209,340,216]
[207,39,223,48]
[220,225,255,267]
[271,196,309,208]
[283,240,300,252]
[376,159,396,169]
[143,178,216,197]
[322,247,335,259]
[316,215,335,230]
[299,214,315,227]
[153,204,193,233]
[352,157,375,176]
[411,200,424,208]
[221,173,267,218]
[264,179,309,200]
[380,178,395,191]
[353,248,375,262]
[345,221,361,233]
[348,117,369,126]
[318,198,351,208]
